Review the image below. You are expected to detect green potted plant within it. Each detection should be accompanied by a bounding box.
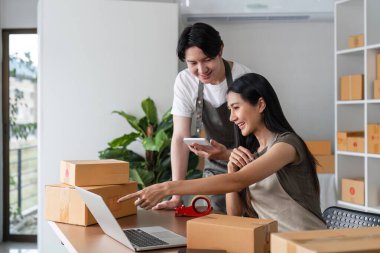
[99,97,202,189]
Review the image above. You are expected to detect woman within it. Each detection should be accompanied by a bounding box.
[118,73,326,232]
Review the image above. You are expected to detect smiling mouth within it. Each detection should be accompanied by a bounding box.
[237,122,245,129]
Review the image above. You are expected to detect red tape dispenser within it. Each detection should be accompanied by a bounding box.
[175,195,213,217]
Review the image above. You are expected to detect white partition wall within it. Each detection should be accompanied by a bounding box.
[37,0,178,252]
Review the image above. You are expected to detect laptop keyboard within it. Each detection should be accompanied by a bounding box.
[124,229,169,248]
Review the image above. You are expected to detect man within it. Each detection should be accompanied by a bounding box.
[153,23,250,213]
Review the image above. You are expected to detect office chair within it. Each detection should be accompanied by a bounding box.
[323,206,380,229]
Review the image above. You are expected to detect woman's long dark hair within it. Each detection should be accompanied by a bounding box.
[227,73,320,217]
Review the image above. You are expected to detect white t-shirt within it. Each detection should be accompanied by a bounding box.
[171,62,251,118]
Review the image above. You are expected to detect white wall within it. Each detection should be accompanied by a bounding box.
[0,0,38,241]
[38,0,178,252]
[207,21,335,142]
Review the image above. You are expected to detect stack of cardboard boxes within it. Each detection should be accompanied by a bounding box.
[305,140,335,174]
[337,131,365,153]
[45,159,137,226]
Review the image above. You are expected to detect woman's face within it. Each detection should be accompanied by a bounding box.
[227,92,265,136]
[184,46,223,84]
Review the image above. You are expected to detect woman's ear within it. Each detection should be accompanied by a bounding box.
[218,44,224,57]
[258,97,266,113]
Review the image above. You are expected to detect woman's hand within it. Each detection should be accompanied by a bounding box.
[117,182,170,210]
[188,139,230,161]
[229,146,254,169]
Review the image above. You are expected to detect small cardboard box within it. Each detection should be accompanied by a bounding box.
[271,226,380,253]
[368,124,380,154]
[337,131,364,151]
[314,155,335,174]
[341,178,364,205]
[45,182,137,226]
[187,214,277,253]
[348,34,364,48]
[347,137,364,153]
[340,74,364,100]
[305,140,331,155]
[60,159,129,186]
[374,80,380,99]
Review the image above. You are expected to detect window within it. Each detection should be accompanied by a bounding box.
[2,29,38,242]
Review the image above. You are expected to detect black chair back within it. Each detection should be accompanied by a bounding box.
[323,206,380,229]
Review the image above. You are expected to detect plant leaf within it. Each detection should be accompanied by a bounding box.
[108,132,139,148]
[112,110,144,134]
[141,98,158,126]
[142,137,158,151]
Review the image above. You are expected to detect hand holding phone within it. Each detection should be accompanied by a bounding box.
[183,138,212,147]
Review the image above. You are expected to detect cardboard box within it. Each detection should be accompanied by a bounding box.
[340,74,364,100]
[305,140,331,155]
[187,214,277,253]
[271,226,380,253]
[368,124,380,154]
[45,182,137,226]
[341,178,364,205]
[60,159,129,186]
[374,80,380,99]
[348,34,364,48]
[347,137,365,153]
[337,131,364,151]
[377,54,380,80]
[314,155,335,174]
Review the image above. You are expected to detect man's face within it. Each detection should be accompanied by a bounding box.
[184,46,223,84]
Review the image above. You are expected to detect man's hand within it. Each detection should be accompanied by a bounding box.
[188,139,230,161]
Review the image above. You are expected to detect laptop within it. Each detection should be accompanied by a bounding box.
[75,186,186,251]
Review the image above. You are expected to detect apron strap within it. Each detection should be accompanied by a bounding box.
[195,59,232,135]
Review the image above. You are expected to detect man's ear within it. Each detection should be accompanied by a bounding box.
[258,97,266,113]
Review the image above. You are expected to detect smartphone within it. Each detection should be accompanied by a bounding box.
[183,138,212,147]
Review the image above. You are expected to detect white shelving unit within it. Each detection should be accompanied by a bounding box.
[335,0,380,213]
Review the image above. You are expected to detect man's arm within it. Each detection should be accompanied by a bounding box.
[152,115,191,209]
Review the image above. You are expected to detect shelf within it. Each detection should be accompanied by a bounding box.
[367,153,380,159]
[367,44,380,50]
[337,47,364,55]
[337,200,366,211]
[337,151,365,157]
[367,207,380,214]
[367,99,380,104]
[336,100,365,105]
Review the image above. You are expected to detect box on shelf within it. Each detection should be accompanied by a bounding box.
[377,54,380,80]
[271,226,380,253]
[337,131,364,152]
[60,159,129,186]
[347,137,365,153]
[341,178,364,205]
[340,74,364,100]
[314,155,335,174]
[374,80,380,99]
[348,34,364,48]
[368,124,380,154]
[305,140,331,155]
[45,182,137,226]
[187,214,277,253]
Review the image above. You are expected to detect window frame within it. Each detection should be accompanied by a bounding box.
[2,28,37,242]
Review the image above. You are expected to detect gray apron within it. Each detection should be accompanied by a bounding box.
[195,59,235,213]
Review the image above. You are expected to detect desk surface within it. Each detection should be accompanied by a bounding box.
[49,209,195,253]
